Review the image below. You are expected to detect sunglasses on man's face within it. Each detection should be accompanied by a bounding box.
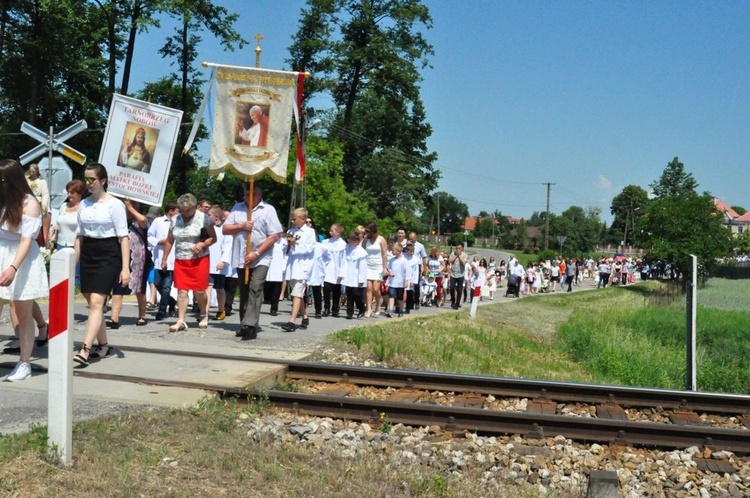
[84,177,98,185]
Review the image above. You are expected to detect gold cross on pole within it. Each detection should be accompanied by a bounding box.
[254,32,263,67]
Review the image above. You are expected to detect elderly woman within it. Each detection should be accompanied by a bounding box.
[162,193,215,332]
[0,159,49,381]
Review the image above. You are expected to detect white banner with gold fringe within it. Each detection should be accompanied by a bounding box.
[208,64,298,182]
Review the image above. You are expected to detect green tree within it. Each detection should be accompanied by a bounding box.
[731,205,747,216]
[288,0,438,221]
[650,157,698,198]
[610,185,649,246]
[420,191,468,235]
[474,218,495,238]
[299,135,374,234]
[640,159,731,278]
[0,0,109,160]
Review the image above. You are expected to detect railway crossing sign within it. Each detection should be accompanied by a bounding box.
[19,120,88,166]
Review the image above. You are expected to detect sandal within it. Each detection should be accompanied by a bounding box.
[106,320,121,329]
[169,321,188,333]
[73,344,91,367]
[36,322,49,347]
[89,343,114,360]
[136,317,148,326]
[198,315,209,329]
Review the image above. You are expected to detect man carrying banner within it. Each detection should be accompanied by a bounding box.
[223,183,282,340]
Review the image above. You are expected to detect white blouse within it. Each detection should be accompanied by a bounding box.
[55,202,79,246]
[76,196,128,239]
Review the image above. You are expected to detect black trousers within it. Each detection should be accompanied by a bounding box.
[323,281,341,315]
[264,280,282,313]
[449,276,464,306]
[345,286,364,317]
[224,276,238,314]
[311,285,322,315]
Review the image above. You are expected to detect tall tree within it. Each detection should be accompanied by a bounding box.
[288,0,438,220]
[420,191,468,235]
[650,156,698,198]
[610,185,649,246]
[0,0,109,159]
[639,159,731,278]
[155,0,244,193]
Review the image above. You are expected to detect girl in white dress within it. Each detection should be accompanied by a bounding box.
[0,159,49,381]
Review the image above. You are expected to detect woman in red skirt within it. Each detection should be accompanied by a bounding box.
[161,193,215,332]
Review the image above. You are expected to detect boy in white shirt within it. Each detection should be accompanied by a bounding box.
[385,243,409,318]
[322,223,346,317]
[340,231,368,319]
[281,208,316,332]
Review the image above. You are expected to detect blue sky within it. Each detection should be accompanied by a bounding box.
[129,1,750,222]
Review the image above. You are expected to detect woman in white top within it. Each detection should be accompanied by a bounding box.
[52,179,85,249]
[0,159,49,381]
[73,163,130,367]
[362,221,388,317]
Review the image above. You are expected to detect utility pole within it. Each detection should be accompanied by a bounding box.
[543,182,555,251]
[436,192,441,238]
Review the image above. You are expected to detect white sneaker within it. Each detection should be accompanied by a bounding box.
[7,361,31,382]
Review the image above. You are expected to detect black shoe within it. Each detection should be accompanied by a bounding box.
[155,311,167,320]
[331,313,340,318]
[356,310,365,319]
[281,322,298,332]
[239,325,257,341]
[106,320,120,329]
[169,308,177,318]
[322,309,330,317]
[314,313,322,319]
[415,304,420,310]
[345,315,353,320]
[299,318,309,329]
[270,310,278,316]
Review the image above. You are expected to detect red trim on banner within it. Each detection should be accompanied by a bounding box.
[49,280,69,339]
[295,72,306,182]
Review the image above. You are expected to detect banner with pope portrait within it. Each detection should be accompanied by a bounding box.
[99,94,183,206]
[209,65,299,182]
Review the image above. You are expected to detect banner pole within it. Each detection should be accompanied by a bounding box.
[244,179,254,284]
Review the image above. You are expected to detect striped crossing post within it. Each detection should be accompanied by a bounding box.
[469,285,481,319]
[48,249,75,464]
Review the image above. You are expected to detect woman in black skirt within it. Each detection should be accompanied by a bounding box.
[73,163,130,366]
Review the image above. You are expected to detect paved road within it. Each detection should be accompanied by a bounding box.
[1,258,594,435]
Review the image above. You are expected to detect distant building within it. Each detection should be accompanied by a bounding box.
[714,198,750,235]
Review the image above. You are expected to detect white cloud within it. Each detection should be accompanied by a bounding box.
[596,174,613,191]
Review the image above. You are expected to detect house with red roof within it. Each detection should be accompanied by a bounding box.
[714,198,750,235]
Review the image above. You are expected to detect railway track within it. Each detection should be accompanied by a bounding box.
[75,345,750,454]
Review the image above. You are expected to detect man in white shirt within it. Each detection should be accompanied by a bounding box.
[408,231,427,308]
[148,201,178,320]
[223,184,283,340]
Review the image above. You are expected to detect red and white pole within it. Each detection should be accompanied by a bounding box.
[469,284,481,319]
[48,249,75,464]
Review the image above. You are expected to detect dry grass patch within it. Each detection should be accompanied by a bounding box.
[0,400,559,498]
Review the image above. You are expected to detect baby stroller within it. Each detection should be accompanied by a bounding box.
[506,274,520,298]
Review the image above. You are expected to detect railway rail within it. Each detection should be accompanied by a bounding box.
[74,345,750,454]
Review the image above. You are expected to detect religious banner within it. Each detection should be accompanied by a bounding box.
[209,64,298,182]
[99,94,183,206]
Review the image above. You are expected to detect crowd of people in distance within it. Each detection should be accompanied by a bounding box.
[1,160,660,381]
